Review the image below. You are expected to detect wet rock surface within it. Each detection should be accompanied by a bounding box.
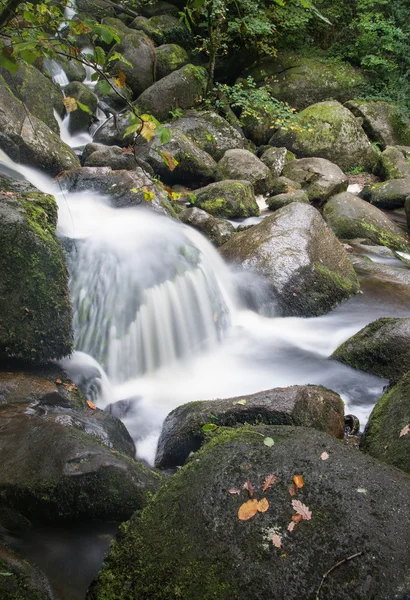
[0,540,53,600]
[179,206,234,246]
[192,180,259,219]
[282,157,348,205]
[360,177,410,209]
[218,149,273,195]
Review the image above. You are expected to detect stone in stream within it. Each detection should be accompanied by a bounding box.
[88,425,410,600]
[82,143,137,170]
[192,180,259,219]
[360,177,410,210]
[179,206,235,247]
[266,189,309,211]
[0,540,53,600]
[281,157,348,205]
[218,149,273,195]
[220,203,359,317]
[155,385,344,468]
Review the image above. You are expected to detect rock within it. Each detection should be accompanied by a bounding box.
[345,100,410,149]
[179,207,234,246]
[260,147,294,178]
[192,180,259,218]
[406,196,410,229]
[136,128,219,186]
[107,31,155,97]
[270,101,379,172]
[94,78,133,112]
[156,44,189,79]
[155,385,344,468]
[76,0,115,18]
[170,110,245,161]
[266,189,309,211]
[360,177,410,209]
[88,425,410,600]
[331,317,410,382]
[379,146,410,179]
[92,112,136,147]
[218,149,273,195]
[0,77,80,176]
[0,61,64,134]
[360,373,410,474]
[135,64,207,121]
[323,192,410,251]
[64,82,98,134]
[269,175,301,195]
[0,173,72,363]
[0,541,53,600]
[350,254,410,287]
[57,167,178,216]
[42,56,87,84]
[282,157,348,205]
[142,1,180,18]
[101,16,133,42]
[220,203,359,317]
[130,14,191,47]
[82,143,137,170]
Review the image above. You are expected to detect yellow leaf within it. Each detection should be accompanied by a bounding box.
[293,474,304,489]
[238,499,258,521]
[256,498,269,513]
[140,119,157,142]
[114,70,126,88]
[87,400,97,410]
[63,96,78,112]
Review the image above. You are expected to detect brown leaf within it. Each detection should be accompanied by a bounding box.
[114,70,126,88]
[238,499,258,521]
[228,488,241,495]
[291,499,312,520]
[161,150,178,171]
[55,378,62,384]
[400,424,410,437]
[243,479,254,498]
[87,400,97,410]
[256,498,269,513]
[63,96,78,113]
[287,521,296,532]
[288,483,297,497]
[121,146,134,154]
[291,513,303,523]
[272,533,282,548]
[293,474,304,489]
[262,473,276,492]
[321,451,330,460]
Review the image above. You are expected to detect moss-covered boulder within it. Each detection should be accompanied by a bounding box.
[260,146,294,177]
[107,31,155,97]
[360,373,410,474]
[270,101,379,172]
[0,78,80,176]
[92,111,136,147]
[345,100,410,149]
[156,385,344,468]
[0,541,53,600]
[171,110,245,161]
[360,177,410,209]
[82,143,137,170]
[331,317,410,382]
[0,173,72,363]
[218,149,273,195]
[323,192,410,251]
[88,425,410,600]
[156,44,189,79]
[64,82,97,134]
[179,206,234,246]
[135,64,207,121]
[142,0,180,17]
[192,180,259,218]
[220,202,359,316]
[269,175,301,195]
[130,14,192,47]
[379,146,410,180]
[282,157,348,205]
[266,189,309,211]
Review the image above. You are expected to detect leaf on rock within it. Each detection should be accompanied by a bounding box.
[272,533,282,548]
[293,474,304,489]
[321,451,330,460]
[288,483,297,497]
[235,399,247,406]
[202,423,218,432]
[292,499,312,520]
[238,499,258,520]
[400,425,410,437]
[55,378,62,384]
[264,437,274,447]
[159,150,178,171]
[287,521,296,533]
[243,479,254,498]
[228,488,241,495]
[63,96,78,112]
[262,473,276,492]
[87,400,97,410]
[291,513,303,523]
[256,498,269,513]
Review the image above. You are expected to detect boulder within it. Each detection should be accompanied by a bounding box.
[323,192,410,251]
[0,78,80,176]
[220,203,359,317]
[76,0,115,17]
[135,64,207,121]
[331,317,410,382]
[141,1,180,17]
[88,425,410,600]
[156,44,189,79]
[107,31,155,97]
[218,149,273,195]
[179,207,234,246]
[0,541,53,600]
[170,110,245,161]
[266,189,309,211]
[282,157,348,205]
[260,147,294,178]
[192,180,259,218]
[82,143,137,170]
[64,82,98,134]
[155,385,344,468]
[379,146,410,180]
[92,111,136,147]
[0,173,72,363]
[360,373,410,474]
[360,177,410,209]
[350,254,410,288]
[94,78,133,112]
[345,100,410,149]
[130,14,191,47]
[270,101,379,172]
[56,166,178,217]
[269,175,301,195]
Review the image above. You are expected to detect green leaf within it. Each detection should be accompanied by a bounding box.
[263,437,275,447]
[77,101,93,115]
[124,122,141,137]
[202,423,218,432]
[0,49,19,74]
[108,52,132,67]
[94,46,106,67]
[19,49,38,64]
[158,125,171,144]
[0,572,13,576]
[91,72,99,82]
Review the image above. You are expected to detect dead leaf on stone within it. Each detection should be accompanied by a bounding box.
[272,533,282,548]
[288,483,297,497]
[63,96,78,112]
[292,499,312,520]
[238,499,258,520]
[87,400,97,410]
[291,513,303,523]
[293,474,304,489]
[287,521,296,533]
[321,451,330,460]
[400,425,410,437]
[262,473,276,492]
[55,378,62,384]
[228,488,241,495]
[257,498,269,513]
[243,479,254,498]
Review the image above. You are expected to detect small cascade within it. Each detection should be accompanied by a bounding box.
[53,108,93,149]
[44,59,70,87]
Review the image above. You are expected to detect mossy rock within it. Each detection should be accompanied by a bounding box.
[323,192,410,251]
[64,81,98,134]
[156,44,189,80]
[88,425,410,600]
[218,149,273,195]
[282,157,348,205]
[75,0,115,18]
[379,146,410,180]
[270,101,379,172]
[94,77,133,112]
[260,147,294,178]
[42,56,87,84]
[0,541,53,599]
[331,317,410,382]
[360,178,410,210]
[130,14,192,47]
[193,180,259,218]
[142,0,180,17]
[107,31,155,97]
[179,207,234,247]
[266,189,309,211]
[345,100,410,149]
[82,143,137,170]
[268,175,301,196]
[0,173,72,363]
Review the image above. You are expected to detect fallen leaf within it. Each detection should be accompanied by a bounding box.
[272,533,282,548]
[228,488,241,495]
[238,499,258,520]
[293,474,304,489]
[55,378,62,384]
[202,423,218,432]
[262,473,276,492]
[400,424,410,437]
[243,479,254,498]
[288,483,297,497]
[140,119,157,142]
[287,521,296,532]
[256,498,269,513]
[74,464,79,470]
[87,400,97,410]
[264,437,274,447]
[291,513,303,523]
[291,499,312,520]
[160,150,178,171]
[235,399,247,406]
[321,451,330,460]
[63,96,78,112]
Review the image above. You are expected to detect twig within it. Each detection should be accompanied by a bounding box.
[315,552,363,600]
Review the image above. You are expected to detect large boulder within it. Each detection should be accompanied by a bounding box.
[220,203,359,317]
[360,373,410,474]
[0,541,53,600]
[331,317,410,382]
[135,64,207,121]
[266,189,309,211]
[94,77,133,112]
[192,180,259,218]
[281,157,348,205]
[323,192,410,251]
[88,425,410,600]
[0,173,72,363]
[64,81,98,134]
[218,149,273,195]
[171,110,246,161]
[260,147,294,178]
[107,31,156,97]
[155,385,345,468]
[92,111,136,147]
[360,177,410,209]
[0,78,80,176]
[156,44,189,79]
[379,146,410,180]
[345,100,410,149]
[82,143,137,170]
[270,101,379,172]
[130,15,191,47]
[179,207,234,247]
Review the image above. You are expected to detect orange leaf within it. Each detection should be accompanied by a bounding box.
[55,378,62,384]
[161,150,178,171]
[293,474,304,489]
[87,400,97,410]
[288,483,297,497]
[256,498,269,513]
[291,513,303,523]
[114,70,126,88]
[262,473,276,492]
[238,499,258,521]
